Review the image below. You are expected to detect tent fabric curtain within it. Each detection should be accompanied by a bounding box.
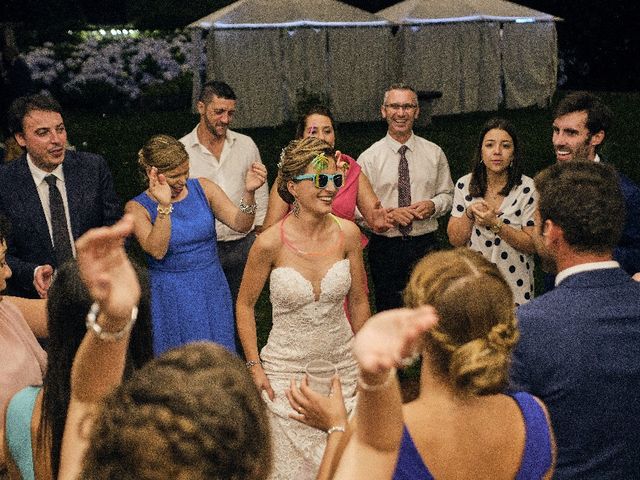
[399,22,501,115]
[204,26,393,127]
[207,29,284,128]
[279,28,331,122]
[501,21,558,109]
[327,27,395,123]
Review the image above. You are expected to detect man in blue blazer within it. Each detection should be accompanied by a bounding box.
[511,161,640,479]
[0,95,121,298]
[551,91,640,275]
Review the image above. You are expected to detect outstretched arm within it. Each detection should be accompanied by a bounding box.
[332,307,438,480]
[356,174,393,233]
[58,215,140,480]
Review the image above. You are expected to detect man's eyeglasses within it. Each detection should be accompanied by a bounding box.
[384,103,418,112]
[294,173,344,189]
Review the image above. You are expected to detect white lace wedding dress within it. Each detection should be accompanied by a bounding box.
[261,258,358,480]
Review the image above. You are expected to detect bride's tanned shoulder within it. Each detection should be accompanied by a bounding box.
[253,222,282,253]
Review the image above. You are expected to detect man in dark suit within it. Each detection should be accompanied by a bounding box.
[511,161,640,479]
[551,91,640,275]
[0,94,121,298]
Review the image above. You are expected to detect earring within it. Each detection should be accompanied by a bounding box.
[292,199,300,217]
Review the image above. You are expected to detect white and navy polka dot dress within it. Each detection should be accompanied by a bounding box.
[452,173,537,306]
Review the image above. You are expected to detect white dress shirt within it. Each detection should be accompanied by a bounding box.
[180,126,269,242]
[26,154,76,256]
[358,132,454,238]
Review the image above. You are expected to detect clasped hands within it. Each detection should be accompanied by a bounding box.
[389,200,435,227]
[467,200,502,228]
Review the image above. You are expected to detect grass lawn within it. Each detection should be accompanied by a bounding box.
[62,90,640,352]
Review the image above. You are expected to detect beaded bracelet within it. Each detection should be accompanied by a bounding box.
[246,360,262,369]
[327,425,346,435]
[157,204,173,217]
[85,302,138,342]
[357,368,397,392]
[239,197,257,215]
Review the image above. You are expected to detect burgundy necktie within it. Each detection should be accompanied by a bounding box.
[45,175,74,264]
[397,145,412,236]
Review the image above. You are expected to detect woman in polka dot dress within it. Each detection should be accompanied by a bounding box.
[447,118,537,305]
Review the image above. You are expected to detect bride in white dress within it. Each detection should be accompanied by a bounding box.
[237,137,371,479]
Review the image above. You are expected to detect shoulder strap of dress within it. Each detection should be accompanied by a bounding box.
[6,385,41,480]
[511,391,553,480]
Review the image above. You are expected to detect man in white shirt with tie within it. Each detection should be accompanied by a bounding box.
[180,81,269,307]
[358,84,453,312]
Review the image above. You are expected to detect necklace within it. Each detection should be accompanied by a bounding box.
[280,213,344,256]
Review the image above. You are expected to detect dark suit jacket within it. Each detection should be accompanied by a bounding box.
[0,151,121,297]
[615,172,640,273]
[512,268,640,479]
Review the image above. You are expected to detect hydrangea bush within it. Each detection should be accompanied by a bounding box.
[24,32,200,110]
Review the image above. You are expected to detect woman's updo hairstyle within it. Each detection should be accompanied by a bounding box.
[138,134,189,175]
[404,248,519,397]
[276,137,335,204]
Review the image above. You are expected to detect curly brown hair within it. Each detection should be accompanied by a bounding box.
[404,248,519,397]
[276,137,336,204]
[81,342,272,480]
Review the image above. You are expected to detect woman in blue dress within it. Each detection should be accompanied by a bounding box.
[126,134,266,355]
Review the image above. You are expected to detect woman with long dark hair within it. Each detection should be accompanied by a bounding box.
[3,258,153,480]
[447,118,537,305]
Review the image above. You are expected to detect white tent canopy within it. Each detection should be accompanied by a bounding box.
[378,0,559,114]
[379,0,558,23]
[188,0,394,128]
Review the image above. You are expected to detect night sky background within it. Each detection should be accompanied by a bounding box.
[2,0,638,91]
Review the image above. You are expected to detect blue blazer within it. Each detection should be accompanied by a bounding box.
[615,172,640,273]
[512,268,640,479]
[0,151,122,297]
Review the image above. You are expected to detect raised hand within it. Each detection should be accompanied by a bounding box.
[147,166,172,206]
[245,162,267,192]
[470,200,500,228]
[353,307,438,375]
[335,150,348,171]
[75,215,140,320]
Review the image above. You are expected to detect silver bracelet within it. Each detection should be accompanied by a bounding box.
[327,425,346,435]
[85,301,138,342]
[239,197,257,215]
[357,368,396,392]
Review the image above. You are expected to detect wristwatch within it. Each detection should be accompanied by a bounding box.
[246,360,262,369]
[490,219,504,234]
